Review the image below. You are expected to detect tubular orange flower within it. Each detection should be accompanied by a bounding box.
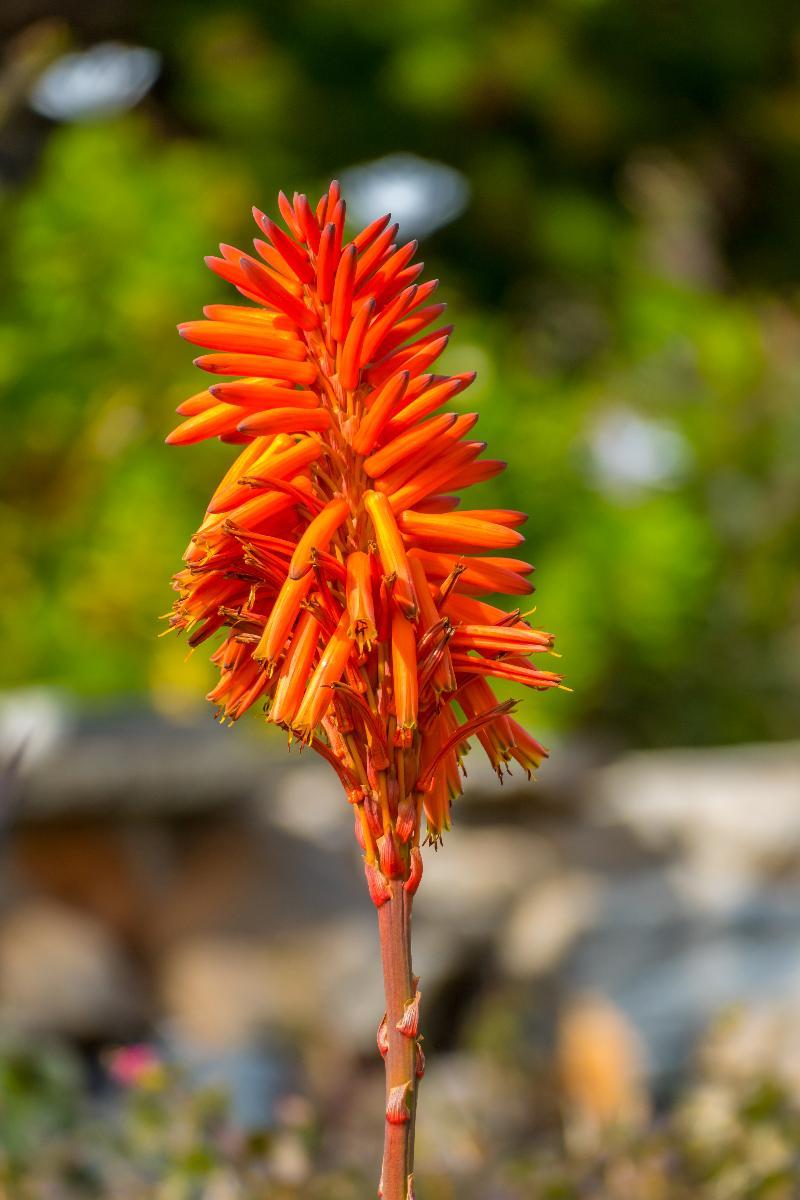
[294,610,355,737]
[363,488,419,620]
[237,406,332,437]
[208,379,320,408]
[350,370,410,456]
[269,609,322,726]
[175,388,216,416]
[391,608,418,744]
[398,508,525,551]
[253,571,313,670]
[409,554,456,697]
[165,183,563,1200]
[346,550,377,650]
[288,496,350,580]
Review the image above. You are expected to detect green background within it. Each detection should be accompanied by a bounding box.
[2,0,799,747]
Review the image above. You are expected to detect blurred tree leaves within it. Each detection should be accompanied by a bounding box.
[2,0,800,745]
[0,117,252,699]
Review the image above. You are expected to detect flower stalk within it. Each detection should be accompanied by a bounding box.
[165,181,563,1195]
[377,881,419,1199]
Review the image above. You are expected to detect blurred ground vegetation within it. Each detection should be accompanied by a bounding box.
[1,0,800,745]
[2,1015,799,1200]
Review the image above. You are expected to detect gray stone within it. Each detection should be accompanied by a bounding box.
[0,899,145,1036]
[414,827,554,940]
[258,760,351,850]
[498,871,600,977]
[591,742,800,905]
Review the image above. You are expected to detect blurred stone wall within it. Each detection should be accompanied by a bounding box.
[2,695,800,1147]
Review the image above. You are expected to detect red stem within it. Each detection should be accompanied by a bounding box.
[376,880,419,1199]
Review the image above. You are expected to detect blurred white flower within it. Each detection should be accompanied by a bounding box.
[29,42,161,123]
[587,406,690,495]
[340,153,469,239]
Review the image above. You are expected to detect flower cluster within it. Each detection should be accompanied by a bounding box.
[166,182,561,900]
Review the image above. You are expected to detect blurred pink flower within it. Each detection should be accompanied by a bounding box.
[108,1043,164,1089]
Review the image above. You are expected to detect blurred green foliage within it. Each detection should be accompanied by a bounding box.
[2,1029,800,1199]
[2,0,800,745]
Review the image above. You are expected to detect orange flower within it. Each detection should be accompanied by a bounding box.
[391,608,418,744]
[164,184,567,1200]
[345,550,377,650]
[166,181,562,872]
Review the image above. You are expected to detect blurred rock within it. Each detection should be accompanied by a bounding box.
[593,742,800,905]
[456,732,606,814]
[555,741,800,1085]
[159,919,380,1051]
[561,870,800,1085]
[0,899,144,1036]
[160,937,285,1049]
[259,760,351,850]
[157,908,475,1060]
[1,692,281,820]
[3,709,800,1109]
[415,827,554,939]
[11,821,156,944]
[309,915,384,1049]
[0,687,75,772]
[499,871,599,977]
